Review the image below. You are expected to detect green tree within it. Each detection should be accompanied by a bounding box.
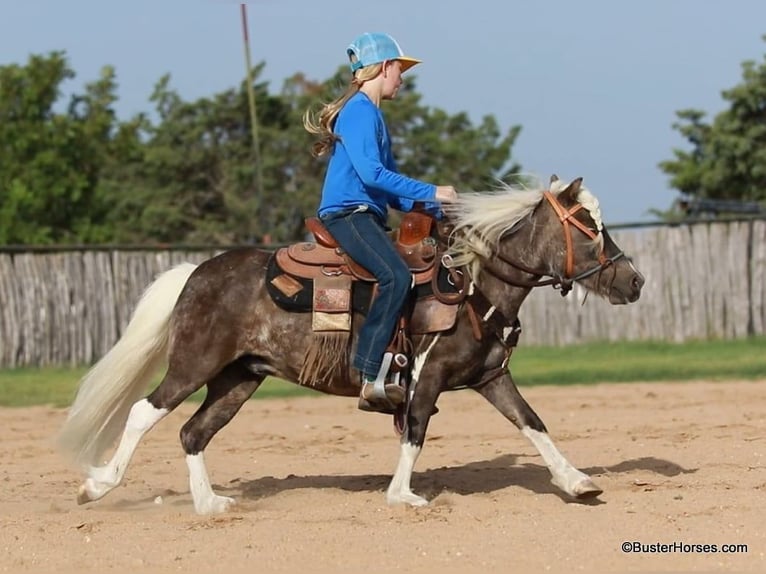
[660,36,766,209]
[1,55,523,245]
[99,67,300,244]
[0,52,123,243]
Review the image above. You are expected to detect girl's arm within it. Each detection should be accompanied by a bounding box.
[339,103,436,203]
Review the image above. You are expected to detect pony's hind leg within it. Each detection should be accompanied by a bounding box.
[179,361,264,514]
[77,397,169,504]
[77,364,220,505]
[475,372,603,499]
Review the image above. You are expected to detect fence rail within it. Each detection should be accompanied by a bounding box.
[520,219,765,345]
[0,220,764,367]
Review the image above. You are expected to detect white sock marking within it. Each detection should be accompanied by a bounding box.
[521,427,591,495]
[186,453,235,515]
[386,443,427,506]
[83,399,167,500]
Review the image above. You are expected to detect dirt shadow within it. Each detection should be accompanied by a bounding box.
[226,454,696,505]
[582,456,698,478]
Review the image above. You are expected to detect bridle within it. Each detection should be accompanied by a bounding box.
[428,188,628,391]
[482,190,625,296]
[426,189,628,393]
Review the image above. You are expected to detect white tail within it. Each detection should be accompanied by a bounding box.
[57,262,198,468]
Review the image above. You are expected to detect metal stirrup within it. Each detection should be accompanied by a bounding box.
[369,352,394,400]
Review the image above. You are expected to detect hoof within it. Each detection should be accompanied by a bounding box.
[77,483,95,505]
[195,495,236,515]
[76,473,115,505]
[387,491,429,507]
[572,478,603,499]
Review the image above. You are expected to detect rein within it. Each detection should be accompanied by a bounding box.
[481,191,625,296]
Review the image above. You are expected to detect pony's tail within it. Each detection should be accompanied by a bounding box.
[57,262,198,468]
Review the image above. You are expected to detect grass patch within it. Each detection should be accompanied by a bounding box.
[0,337,764,407]
[511,337,766,386]
[0,369,312,408]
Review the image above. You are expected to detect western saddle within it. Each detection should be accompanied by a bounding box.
[274,211,439,285]
[269,209,460,394]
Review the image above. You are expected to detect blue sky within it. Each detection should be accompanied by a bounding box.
[2,0,765,223]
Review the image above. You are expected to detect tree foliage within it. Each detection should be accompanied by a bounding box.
[0,53,124,243]
[0,52,521,245]
[660,36,766,210]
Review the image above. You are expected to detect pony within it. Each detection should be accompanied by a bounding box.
[57,176,644,514]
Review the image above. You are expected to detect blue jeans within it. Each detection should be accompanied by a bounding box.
[320,208,412,378]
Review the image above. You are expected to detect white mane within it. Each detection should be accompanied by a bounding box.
[442,177,604,280]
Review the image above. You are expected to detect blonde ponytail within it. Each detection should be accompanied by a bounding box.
[303,64,382,158]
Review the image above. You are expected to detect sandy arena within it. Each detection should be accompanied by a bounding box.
[1,380,764,573]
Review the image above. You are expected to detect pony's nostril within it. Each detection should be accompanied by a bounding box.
[632,274,644,291]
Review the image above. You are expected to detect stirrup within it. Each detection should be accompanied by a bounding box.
[358,353,404,414]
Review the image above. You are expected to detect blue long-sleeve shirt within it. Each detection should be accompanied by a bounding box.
[317,92,437,221]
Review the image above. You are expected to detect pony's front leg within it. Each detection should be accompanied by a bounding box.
[386,340,444,507]
[475,372,602,499]
[78,399,168,504]
[185,451,234,515]
[387,441,429,507]
[521,426,602,498]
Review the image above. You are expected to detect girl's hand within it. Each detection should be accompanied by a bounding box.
[435,185,458,203]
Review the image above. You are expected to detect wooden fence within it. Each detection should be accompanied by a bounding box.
[520,219,765,345]
[0,219,764,367]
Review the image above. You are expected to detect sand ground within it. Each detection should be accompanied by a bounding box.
[1,380,765,573]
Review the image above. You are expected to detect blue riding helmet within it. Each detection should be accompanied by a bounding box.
[346,32,421,73]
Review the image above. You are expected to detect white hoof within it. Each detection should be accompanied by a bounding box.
[553,474,603,499]
[77,478,110,505]
[571,477,603,499]
[387,490,429,507]
[76,483,94,505]
[194,495,236,515]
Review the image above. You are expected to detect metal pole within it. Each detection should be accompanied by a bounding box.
[241,3,265,240]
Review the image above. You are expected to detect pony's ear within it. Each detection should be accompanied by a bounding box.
[549,174,559,185]
[559,177,583,202]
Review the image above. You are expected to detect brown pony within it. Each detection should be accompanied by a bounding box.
[57,176,644,514]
